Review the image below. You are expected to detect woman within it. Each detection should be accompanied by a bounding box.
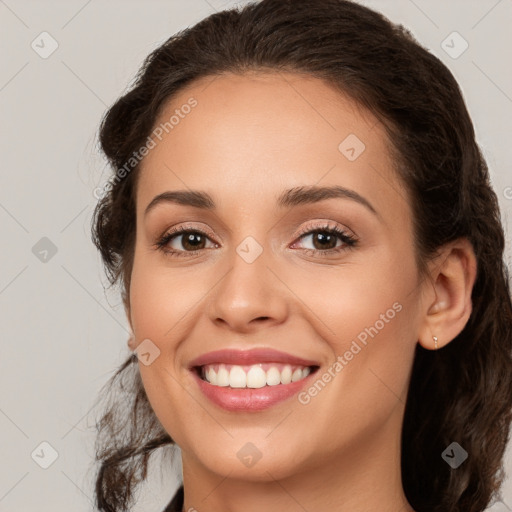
[91,0,512,511]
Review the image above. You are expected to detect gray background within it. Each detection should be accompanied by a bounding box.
[0,0,511,511]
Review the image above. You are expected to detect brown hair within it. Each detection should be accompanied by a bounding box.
[91,1,512,510]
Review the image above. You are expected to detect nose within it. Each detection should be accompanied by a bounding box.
[207,245,289,334]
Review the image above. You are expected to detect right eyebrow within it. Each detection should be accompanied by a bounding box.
[144,190,215,216]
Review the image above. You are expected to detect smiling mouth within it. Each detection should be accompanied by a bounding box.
[194,362,320,389]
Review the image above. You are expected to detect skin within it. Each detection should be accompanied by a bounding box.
[125,71,477,512]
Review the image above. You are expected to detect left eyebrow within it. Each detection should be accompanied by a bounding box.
[144,185,380,219]
[276,185,379,218]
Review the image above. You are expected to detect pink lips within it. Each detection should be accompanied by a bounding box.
[188,348,319,412]
[188,347,319,368]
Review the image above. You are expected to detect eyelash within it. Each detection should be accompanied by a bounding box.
[154,222,358,258]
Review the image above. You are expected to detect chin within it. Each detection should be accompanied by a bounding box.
[184,435,311,482]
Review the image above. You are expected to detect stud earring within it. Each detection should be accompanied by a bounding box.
[433,336,438,350]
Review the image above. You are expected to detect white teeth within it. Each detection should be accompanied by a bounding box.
[291,368,303,382]
[216,365,230,387]
[266,367,281,386]
[207,367,217,385]
[246,366,267,388]
[280,365,292,384]
[229,366,247,388]
[201,363,313,388]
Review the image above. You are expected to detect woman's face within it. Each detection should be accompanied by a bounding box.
[128,72,427,482]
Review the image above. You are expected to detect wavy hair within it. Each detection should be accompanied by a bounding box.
[90,1,512,510]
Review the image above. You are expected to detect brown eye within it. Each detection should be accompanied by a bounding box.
[307,231,339,251]
[156,228,216,256]
[179,232,208,251]
[293,224,357,256]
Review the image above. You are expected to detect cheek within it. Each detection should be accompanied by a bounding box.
[128,252,202,345]
[287,267,419,453]
[127,255,199,442]
[286,245,418,344]
[286,246,420,403]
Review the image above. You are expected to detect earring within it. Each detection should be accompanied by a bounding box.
[433,336,438,350]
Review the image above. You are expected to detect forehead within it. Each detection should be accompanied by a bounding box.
[136,71,409,226]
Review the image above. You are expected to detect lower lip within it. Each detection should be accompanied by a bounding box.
[191,368,316,412]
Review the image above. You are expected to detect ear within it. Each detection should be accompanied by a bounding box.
[418,237,477,350]
[123,294,137,351]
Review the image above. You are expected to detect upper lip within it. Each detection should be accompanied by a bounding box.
[188,348,320,369]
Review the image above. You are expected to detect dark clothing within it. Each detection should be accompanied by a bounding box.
[162,485,184,512]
